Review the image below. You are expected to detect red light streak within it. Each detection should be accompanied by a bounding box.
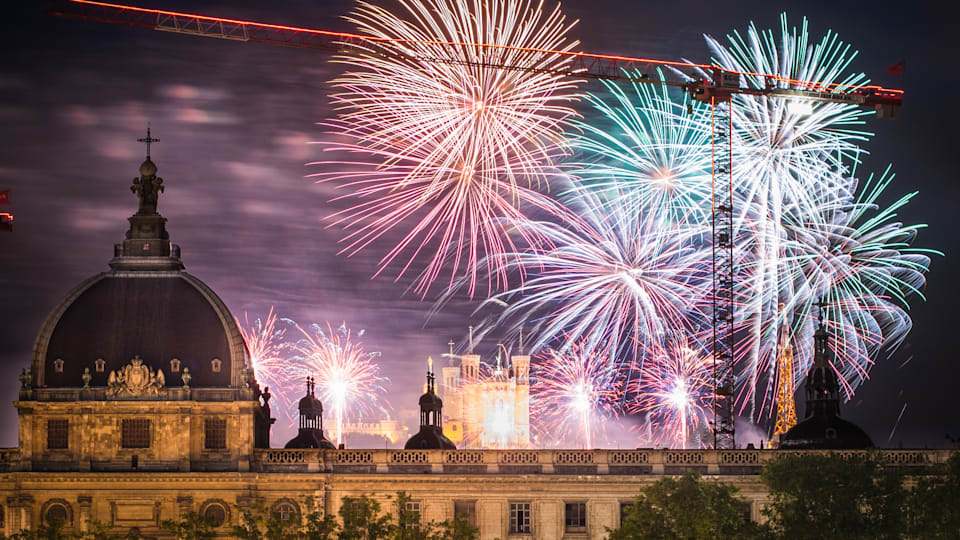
[67,0,903,98]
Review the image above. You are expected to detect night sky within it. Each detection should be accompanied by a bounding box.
[1,0,957,448]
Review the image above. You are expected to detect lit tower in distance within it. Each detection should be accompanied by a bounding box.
[510,331,530,447]
[460,327,482,447]
[772,306,798,445]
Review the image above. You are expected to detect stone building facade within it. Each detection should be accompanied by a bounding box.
[0,142,951,538]
[0,447,950,538]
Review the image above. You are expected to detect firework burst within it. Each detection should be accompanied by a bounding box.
[479,185,709,374]
[630,335,714,449]
[781,165,934,399]
[237,307,299,423]
[314,0,581,297]
[287,322,390,446]
[531,337,622,448]
[698,15,884,419]
[569,69,713,227]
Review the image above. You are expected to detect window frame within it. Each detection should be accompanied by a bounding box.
[402,500,421,530]
[204,418,227,450]
[564,501,587,534]
[120,418,151,449]
[508,501,532,535]
[453,500,476,527]
[46,418,69,450]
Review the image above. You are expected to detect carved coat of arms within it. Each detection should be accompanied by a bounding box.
[107,356,165,397]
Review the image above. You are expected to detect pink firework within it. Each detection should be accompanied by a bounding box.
[287,322,390,446]
[630,335,713,449]
[532,338,623,449]
[313,0,581,298]
[237,307,298,424]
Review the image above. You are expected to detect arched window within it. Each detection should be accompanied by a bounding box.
[42,500,72,527]
[170,358,181,373]
[271,500,300,523]
[211,358,222,373]
[200,500,230,528]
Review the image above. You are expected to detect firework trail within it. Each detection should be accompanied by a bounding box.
[783,166,934,400]
[287,322,390,446]
[313,0,581,297]
[697,15,902,419]
[531,337,622,448]
[237,307,299,424]
[629,335,714,449]
[474,179,709,382]
[569,69,713,228]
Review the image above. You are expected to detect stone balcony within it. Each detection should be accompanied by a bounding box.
[249,448,950,475]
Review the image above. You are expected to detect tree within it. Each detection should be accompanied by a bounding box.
[338,495,394,540]
[427,513,479,540]
[761,452,906,540]
[608,471,766,539]
[906,451,960,538]
[159,511,216,540]
[233,498,337,540]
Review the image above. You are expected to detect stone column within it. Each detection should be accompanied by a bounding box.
[77,496,92,533]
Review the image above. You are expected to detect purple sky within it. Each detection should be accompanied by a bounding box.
[0,0,957,448]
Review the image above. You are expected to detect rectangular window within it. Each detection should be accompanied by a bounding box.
[740,501,753,522]
[564,502,586,533]
[509,502,531,534]
[204,418,227,450]
[47,419,68,449]
[121,418,151,448]
[402,501,421,530]
[454,500,476,527]
[620,501,634,524]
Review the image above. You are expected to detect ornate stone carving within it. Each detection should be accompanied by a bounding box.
[107,356,165,397]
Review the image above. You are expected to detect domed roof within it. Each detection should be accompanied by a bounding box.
[299,393,324,415]
[32,271,246,389]
[29,141,247,391]
[419,390,442,409]
[284,428,336,450]
[780,415,874,450]
[404,426,456,450]
[779,310,873,450]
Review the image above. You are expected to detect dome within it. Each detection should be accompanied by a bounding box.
[32,271,247,389]
[284,429,336,450]
[419,391,442,410]
[404,426,456,450]
[779,415,874,450]
[298,394,323,416]
[139,157,157,177]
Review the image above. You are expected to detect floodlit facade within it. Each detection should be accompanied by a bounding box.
[0,144,951,538]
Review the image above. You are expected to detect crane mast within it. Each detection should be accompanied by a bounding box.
[49,0,904,449]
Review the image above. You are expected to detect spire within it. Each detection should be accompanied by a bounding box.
[803,298,840,418]
[426,357,435,394]
[813,298,830,368]
[131,126,164,215]
[111,126,182,271]
[468,325,474,354]
[773,304,798,439]
[518,328,524,356]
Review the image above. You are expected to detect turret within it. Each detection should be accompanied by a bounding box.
[405,358,456,450]
[283,377,336,449]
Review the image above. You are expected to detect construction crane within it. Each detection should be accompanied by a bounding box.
[48,0,903,449]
